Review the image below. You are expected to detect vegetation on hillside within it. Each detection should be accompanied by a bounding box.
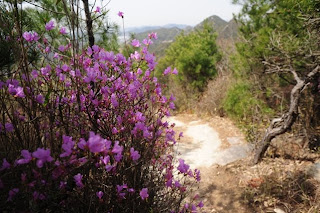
[227,0,320,162]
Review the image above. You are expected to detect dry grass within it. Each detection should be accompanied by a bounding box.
[165,78,199,113]
[197,69,232,116]
[242,170,320,213]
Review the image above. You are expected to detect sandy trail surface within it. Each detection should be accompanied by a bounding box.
[167,114,253,212]
[167,114,319,212]
[168,114,252,169]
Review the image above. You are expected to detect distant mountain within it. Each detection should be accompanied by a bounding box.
[125,24,190,34]
[195,15,228,32]
[132,27,185,58]
[163,24,190,29]
[127,15,239,58]
[195,15,238,39]
[217,19,239,40]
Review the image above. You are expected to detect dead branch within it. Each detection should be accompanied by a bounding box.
[253,65,320,164]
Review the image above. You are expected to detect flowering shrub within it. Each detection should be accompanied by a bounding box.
[0,19,203,212]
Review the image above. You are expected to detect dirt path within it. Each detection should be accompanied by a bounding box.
[167,114,320,212]
[168,114,251,169]
[168,114,252,212]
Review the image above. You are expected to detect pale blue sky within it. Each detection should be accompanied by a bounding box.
[106,0,242,28]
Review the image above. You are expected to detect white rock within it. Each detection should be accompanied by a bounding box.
[274,208,285,213]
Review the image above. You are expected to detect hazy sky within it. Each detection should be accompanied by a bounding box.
[106,0,242,28]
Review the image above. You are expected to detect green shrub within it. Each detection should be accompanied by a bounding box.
[223,81,273,121]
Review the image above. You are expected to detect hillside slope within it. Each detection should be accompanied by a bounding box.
[131,15,239,58]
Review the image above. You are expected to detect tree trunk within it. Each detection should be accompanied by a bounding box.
[253,66,320,164]
[82,0,94,47]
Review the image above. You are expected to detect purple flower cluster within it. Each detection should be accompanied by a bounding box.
[1,23,203,211]
[45,20,55,31]
[23,31,39,42]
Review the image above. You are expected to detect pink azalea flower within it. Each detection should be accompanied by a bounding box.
[0,158,10,171]
[60,135,74,157]
[166,178,173,187]
[95,6,101,13]
[6,79,19,87]
[198,201,204,208]
[130,147,140,161]
[65,80,71,88]
[58,45,66,52]
[8,84,25,98]
[105,164,114,172]
[191,204,197,211]
[112,141,123,162]
[59,181,67,189]
[15,86,25,98]
[62,64,69,72]
[139,188,149,200]
[131,39,140,47]
[112,141,123,155]
[7,188,19,201]
[40,65,51,76]
[172,68,178,75]
[177,159,190,174]
[96,191,103,199]
[169,94,176,101]
[142,38,152,46]
[22,32,32,42]
[87,47,93,56]
[148,32,158,40]
[31,32,39,41]
[131,51,140,60]
[112,127,118,134]
[17,150,32,164]
[59,27,67,34]
[100,155,110,165]
[22,31,39,42]
[59,73,66,82]
[74,173,84,188]
[179,132,184,138]
[35,94,44,104]
[45,46,51,53]
[92,45,100,52]
[169,102,175,109]
[32,148,54,168]
[137,68,143,75]
[33,191,40,201]
[21,173,27,182]
[5,123,14,132]
[195,169,201,181]
[118,11,124,18]
[45,20,55,31]
[53,53,59,59]
[0,81,5,89]
[117,184,127,199]
[87,132,111,153]
[163,67,171,75]
[78,138,87,150]
[111,93,119,108]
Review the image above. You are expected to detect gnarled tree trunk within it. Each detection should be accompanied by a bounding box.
[253,66,320,164]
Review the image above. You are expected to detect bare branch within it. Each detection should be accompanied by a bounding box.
[253,65,320,164]
[24,0,67,16]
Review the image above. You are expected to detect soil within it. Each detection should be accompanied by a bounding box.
[167,114,319,213]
